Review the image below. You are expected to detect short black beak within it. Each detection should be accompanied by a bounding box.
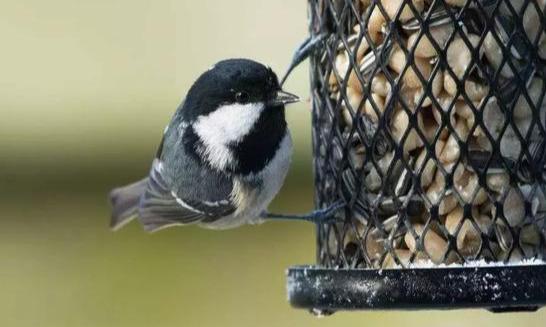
[268,90,300,107]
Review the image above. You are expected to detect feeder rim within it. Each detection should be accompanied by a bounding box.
[286,260,546,273]
[286,264,546,312]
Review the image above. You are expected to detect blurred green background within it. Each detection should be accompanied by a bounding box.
[1,0,545,326]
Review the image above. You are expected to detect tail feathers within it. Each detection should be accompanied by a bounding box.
[109,178,148,231]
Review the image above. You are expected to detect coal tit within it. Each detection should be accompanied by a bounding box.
[109,58,314,231]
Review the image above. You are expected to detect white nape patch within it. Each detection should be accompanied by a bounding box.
[171,190,204,214]
[193,102,265,170]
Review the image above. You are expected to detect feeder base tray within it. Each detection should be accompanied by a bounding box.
[287,264,546,313]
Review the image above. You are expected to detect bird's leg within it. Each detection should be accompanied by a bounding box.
[279,33,328,87]
[261,201,345,224]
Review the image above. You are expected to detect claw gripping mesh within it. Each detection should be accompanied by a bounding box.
[309,0,546,269]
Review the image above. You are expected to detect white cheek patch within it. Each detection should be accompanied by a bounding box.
[193,102,264,170]
[195,102,264,144]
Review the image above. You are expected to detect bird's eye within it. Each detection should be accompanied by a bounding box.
[235,91,250,104]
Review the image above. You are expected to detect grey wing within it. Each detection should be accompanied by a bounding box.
[138,159,236,232]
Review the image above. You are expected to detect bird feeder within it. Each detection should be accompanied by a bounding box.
[287,0,546,314]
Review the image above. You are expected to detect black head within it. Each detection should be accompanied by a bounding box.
[181,58,298,121]
[176,59,298,175]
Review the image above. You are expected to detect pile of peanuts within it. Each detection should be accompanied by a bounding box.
[327,0,546,268]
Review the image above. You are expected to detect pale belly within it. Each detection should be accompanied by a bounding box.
[199,133,293,230]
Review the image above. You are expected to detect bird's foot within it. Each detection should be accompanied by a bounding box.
[280,33,328,86]
[262,201,345,224]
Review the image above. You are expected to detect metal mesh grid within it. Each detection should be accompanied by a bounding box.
[310,0,546,269]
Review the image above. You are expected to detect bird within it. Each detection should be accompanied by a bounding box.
[109,58,342,232]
